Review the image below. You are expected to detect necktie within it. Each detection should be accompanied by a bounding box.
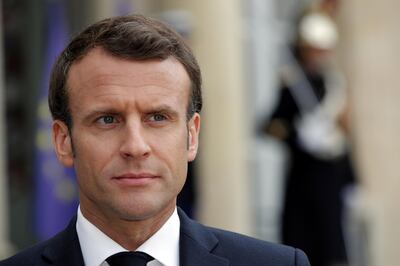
[106,251,154,266]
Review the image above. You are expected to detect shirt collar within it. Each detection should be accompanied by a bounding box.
[76,206,180,266]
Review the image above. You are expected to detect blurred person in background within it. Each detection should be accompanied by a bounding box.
[262,1,356,266]
[1,14,310,266]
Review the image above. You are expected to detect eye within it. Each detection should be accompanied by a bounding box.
[149,113,167,122]
[97,115,117,124]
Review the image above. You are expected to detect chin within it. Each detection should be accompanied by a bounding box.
[114,199,171,222]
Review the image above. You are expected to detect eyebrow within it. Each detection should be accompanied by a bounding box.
[81,104,181,123]
[145,104,179,116]
[81,108,120,124]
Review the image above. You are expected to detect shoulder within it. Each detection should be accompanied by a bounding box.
[0,236,55,265]
[178,208,309,266]
[0,217,82,266]
[207,226,309,266]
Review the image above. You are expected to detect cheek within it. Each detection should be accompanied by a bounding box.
[73,146,114,200]
[74,127,118,157]
[172,133,190,186]
[153,128,189,174]
[72,135,117,179]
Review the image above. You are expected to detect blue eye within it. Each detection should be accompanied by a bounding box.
[150,114,167,122]
[99,115,115,124]
[153,114,166,121]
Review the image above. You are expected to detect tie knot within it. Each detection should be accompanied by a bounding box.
[106,251,154,266]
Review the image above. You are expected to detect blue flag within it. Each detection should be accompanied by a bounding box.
[34,1,78,241]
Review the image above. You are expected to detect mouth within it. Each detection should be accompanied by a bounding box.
[111,173,159,186]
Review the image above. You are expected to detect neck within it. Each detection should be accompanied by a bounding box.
[80,202,175,250]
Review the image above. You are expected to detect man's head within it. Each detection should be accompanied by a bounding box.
[50,15,201,226]
[297,12,338,72]
[49,14,202,129]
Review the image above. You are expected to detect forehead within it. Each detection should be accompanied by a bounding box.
[66,47,191,105]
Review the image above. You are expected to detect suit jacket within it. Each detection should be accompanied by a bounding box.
[0,209,309,266]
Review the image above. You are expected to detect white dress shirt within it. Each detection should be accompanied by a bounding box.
[76,206,180,266]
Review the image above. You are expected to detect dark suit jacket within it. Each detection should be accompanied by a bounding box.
[0,209,309,265]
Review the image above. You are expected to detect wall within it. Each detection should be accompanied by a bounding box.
[340,1,400,265]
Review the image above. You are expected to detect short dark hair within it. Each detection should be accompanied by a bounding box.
[48,14,202,128]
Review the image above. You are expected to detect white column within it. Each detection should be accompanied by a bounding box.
[194,0,251,235]
[339,1,400,265]
[245,0,285,242]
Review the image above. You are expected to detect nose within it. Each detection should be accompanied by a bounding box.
[119,121,151,160]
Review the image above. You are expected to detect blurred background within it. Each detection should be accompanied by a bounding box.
[0,0,399,265]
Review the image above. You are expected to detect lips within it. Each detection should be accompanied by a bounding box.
[112,173,158,186]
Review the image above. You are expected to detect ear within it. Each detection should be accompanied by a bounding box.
[187,113,200,162]
[52,120,74,167]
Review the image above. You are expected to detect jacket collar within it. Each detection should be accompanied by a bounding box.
[178,208,229,266]
[40,209,229,266]
[41,216,85,266]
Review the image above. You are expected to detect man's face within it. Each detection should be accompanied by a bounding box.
[301,45,332,73]
[52,48,200,222]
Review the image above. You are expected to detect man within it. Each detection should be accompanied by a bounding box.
[1,15,309,266]
[263,8,353,266]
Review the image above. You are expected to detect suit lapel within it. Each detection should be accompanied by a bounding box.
[38,210,228,266]
[40,216,85,266]
[178,209,229,266]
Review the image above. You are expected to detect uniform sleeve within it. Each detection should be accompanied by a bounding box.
[270,86,299,122]
[261,85,300,141]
